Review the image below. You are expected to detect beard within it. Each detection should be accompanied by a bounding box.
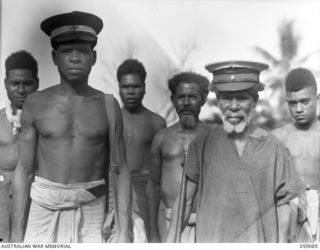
[221,110,253,135]
[180,114,197,129]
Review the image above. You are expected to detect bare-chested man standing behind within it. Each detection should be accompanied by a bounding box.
[0,51,39,242]
[11,11,132,243]
[147,72,210,242]
[117,59,166,240]
[273,68,320,242]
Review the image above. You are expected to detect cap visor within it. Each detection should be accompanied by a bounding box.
[214,82,256,91]
[52,32,97,42]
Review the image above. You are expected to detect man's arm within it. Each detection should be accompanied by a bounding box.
[274,143,306,242]
[11,96,38,242]
[146,130,164,242]
[166,177,198,243]
[277,202,290,242]
[154,115,167,131]
[113,99,133,243]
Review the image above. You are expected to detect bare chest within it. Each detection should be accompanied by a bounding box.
[123,119,156,145]
[35,97,108,140]
[161,133,198,161]
[0,118,17,145]
[0,119,18,169]
[283,132,320,161]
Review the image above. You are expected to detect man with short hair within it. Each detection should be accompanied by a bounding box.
[167,61,306,242]
[147,72,211,242]
[273,68,320,242]
[11,11,132,243]
[0,51,39,242]
[117,59,166,240]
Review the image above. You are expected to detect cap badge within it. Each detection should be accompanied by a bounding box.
[71,25,79,32]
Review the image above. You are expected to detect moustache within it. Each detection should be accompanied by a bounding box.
[179,109,195,115]
[13,96,27,101]
[224,110,246,117]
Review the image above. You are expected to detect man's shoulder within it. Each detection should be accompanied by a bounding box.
[153,122,178,140]
[151,126,168,147]
[145,108,164,119]
[188,124,217,146]
[27,85,60,100]
[24,91,45,107]
[255,126,286,148]
[198,122,215,131]
[139,107,164,120]
[272,123,294,140]
[205,124,224,136]
[146,109,166,129]
[23,87,62,114]
[273,123,294,132]
[165,122,180,132]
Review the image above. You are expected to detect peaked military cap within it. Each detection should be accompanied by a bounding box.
[205,61,269,91]
[40,11,103,42]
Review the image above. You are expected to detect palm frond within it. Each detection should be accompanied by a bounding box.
[295,48,320,64]
[253,46,279,65]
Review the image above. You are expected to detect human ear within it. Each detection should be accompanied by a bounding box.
[52,50,58,66]
[92,50,97,65]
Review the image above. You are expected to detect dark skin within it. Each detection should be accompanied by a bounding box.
[147,82,210,242]
[0,69,38,172]
[119,74,166,174]
[274,87,320,189]
[11,41,132,242]
[167,90,291,243]
[0,68,38,243]
[119,73,166,240]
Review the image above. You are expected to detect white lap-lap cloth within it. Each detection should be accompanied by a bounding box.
[158,201,196,243]
[24,176,106,243]
[290,189,320,242]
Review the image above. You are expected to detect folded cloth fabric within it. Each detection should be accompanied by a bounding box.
[290,189,319,242]
[24,176,106,243]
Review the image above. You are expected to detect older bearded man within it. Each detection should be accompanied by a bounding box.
[147,72,211,242]
[167,61,306,243]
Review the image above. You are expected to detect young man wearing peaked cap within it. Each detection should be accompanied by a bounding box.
[11,11,132,243]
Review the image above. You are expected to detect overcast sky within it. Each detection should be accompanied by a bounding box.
[1,0,320,120]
